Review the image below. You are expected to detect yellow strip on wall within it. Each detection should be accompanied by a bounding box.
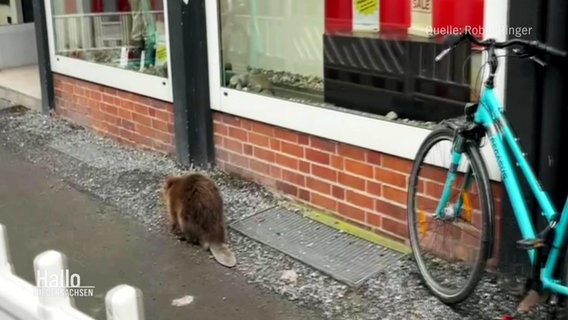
[281,201,411,254]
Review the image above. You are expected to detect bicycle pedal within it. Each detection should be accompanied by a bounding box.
[516,238,546,250]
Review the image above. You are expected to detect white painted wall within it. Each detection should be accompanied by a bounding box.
[0,4,10,25]
[483,0,509,107]
[0,23,38,68]
[0,0,23,26]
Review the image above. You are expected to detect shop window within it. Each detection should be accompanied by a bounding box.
[218,0,483,126]
[50,0,168,78]
[217,0,484,127]
[218,0,325,105]
[210,0,503,176]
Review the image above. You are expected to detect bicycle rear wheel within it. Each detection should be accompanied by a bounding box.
[560,241,568,318]
[407,126,494,304]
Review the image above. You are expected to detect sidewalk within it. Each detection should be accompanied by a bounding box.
[0,131,322,319]
[0,106,543,319]
[0,65,41,112]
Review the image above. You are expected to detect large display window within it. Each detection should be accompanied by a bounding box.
[44,0,172,102]
[216,0,485,124]
[219,0,325,105]
[206,0,506,181]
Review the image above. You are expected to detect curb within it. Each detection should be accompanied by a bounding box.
[0,86,41,113]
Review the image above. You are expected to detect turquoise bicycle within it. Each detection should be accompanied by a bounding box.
[406,31,568,316]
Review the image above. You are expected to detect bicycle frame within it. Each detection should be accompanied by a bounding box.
[441,83,568,295]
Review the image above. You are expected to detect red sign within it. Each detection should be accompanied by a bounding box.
[326,0,410,33]
[325,0,483,38]
[433,0,484,38]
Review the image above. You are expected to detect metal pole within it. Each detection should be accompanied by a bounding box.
[32,0,55,115]
[166,0,215,167]
[499,0,547,278]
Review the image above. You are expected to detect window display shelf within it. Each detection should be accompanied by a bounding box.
[323,30,473,123]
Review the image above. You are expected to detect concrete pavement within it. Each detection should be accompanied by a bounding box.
[0,145,321,320]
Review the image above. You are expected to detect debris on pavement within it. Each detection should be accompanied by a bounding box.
[172,295,194,307]
[280,270,299,284]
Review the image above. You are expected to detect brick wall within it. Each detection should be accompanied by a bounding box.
[213,111,503,262]
[50,74,503,265]
[53,74,176,155]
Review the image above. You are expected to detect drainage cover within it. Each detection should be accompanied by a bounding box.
[230,207,405,286]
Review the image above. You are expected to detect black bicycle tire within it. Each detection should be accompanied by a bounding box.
[407,126,494,304]
[560,237,568,318]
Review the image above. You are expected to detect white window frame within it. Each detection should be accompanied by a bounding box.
[43,0,173,102]
[205,0,508,182]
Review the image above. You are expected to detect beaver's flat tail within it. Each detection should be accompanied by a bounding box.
[209,243,236,268]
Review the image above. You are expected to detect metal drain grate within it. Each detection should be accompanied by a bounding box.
[230,207,405,286]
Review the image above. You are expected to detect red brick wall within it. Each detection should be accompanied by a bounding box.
[50,74,503,265]
[53,74,175,155]
[213,111,503,259]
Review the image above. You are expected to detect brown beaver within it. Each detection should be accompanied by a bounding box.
[162,173,236,267]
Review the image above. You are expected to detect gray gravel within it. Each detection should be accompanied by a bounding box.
[0,106,553,320]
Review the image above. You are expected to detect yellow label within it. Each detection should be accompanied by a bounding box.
[354,0,378,15]
[156,44,167,62]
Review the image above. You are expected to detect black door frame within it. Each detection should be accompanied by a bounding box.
[499,0,568,281]
[166,0,215,168]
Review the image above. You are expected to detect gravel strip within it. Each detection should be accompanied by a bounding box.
[0,106,552,320]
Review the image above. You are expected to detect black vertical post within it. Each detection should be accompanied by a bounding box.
[166,0,215,167]
[32,0,54,115]
[538,0,568,213]
[537,0,568,280]
[499,0,546,277]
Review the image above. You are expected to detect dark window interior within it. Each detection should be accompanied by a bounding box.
[22,0,34,23]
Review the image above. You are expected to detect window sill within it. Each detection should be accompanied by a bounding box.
[51,55,172,102]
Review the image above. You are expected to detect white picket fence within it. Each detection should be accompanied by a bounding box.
[0,224,145,320]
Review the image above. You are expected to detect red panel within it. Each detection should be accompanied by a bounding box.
[116,0,131,12]
[325,1,483,36]
[434,0,484,38]
[325,0,353,33]
[380,0,410,29]
[91,0,103,13]
[325,0,411,33]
